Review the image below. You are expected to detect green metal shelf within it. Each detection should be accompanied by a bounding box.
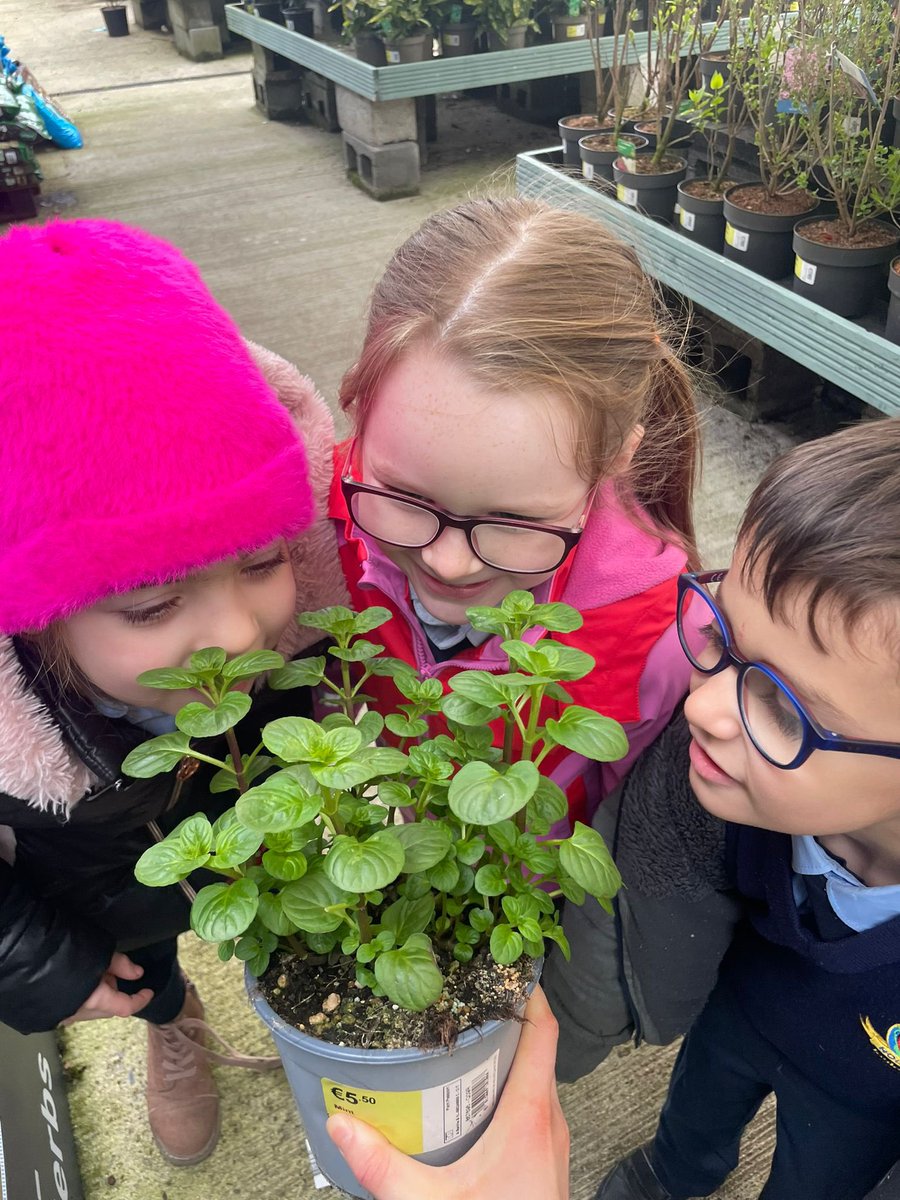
[226,4,731,102]
[516,147,900,417]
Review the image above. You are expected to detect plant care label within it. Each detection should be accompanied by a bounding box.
[582,162,594,180]
[679,208,696,231]
[386,48,401,62]
[443,33,461,45]
[322,1051,500,1156]
[565,23,586,36]
[616,137,635,158]
[616,183,638,207]
[305,1140,332,1190]
[794,256,817,285]
[724,222,749,252]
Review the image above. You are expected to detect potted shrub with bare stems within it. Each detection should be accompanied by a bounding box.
[557,0,618,166]
[787,0,900,317]
[125,595,626,1198]
[722,0,818,278]
[613,0,727,223]
[576,0,651,184]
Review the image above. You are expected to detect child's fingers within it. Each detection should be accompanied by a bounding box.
[107,951,145,980]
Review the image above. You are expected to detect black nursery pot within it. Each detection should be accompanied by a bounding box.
[558,115,607,167]
[886,258,900,344]
[578,132,648,184]
[722,184,819,280]
[354,30,385,63]
[676,181,727,253]
[282,4,314,34]
[792,219,900,319]
[252,0,286,21]
[612,155,687,224]
[632,117,692,153]
[101,4,129,35]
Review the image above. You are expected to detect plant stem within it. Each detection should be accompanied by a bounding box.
[356,900,372,944]
[225,727,249,793]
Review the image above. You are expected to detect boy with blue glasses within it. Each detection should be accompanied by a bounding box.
[593,419,900,1200]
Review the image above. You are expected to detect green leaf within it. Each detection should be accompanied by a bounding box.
[380,894,436,942]
[280,871,352,933]
[296,605,357,635]
[356,964,378,990]
[262,717,363,764]
[440,693,501,727]
[134,813,213,886]
[257,890,297,936]
[456,837,485,866]
[543,707,629,762]
[489,924,524,965]
[518,917,543,944]
[526,777,569,835]
[191,878,259,941]
[448,760,540,825]
[468,907,494,933]
[209,810,263,870]
[401,873,432,901]
[392,823,453,873]
[235,772,320,833]
[262,849,309,881]
[447,671,511,708]
[424,855,460,892]
[355,710,385,744]
[209,753,273,794]
[529,602,583,633]
[135,667,200,691]
[407,744,454,783]
[487,819,519,856]
[453,942,474,963]
[350,606,393,635]
[307,930,341,954]
[190,647,227,674]
[474,863,507,896]
[122,732,192,779]
[385,714,429,738]
[329,640,384,662]
[218,939,235,962]
[175,691,252,738]
[501,894,539,924]
[454,922,481,945]
[544,923,571,961]
[373,934,443,1012]
[221,649,285,682]
[325,830,405,893]
[379,781,413,809]
[521,842,556,875]
[558,822,622,901]
[268,656,327,690]
[710,70,724,90]
[557,872,585,906]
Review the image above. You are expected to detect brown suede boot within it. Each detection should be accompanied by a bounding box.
[146,981,220,1166]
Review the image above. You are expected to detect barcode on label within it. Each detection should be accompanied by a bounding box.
[444,33,461,44]
[680,208,696,231]
[582,161,594,180]
[567,23,586,35]
[725,223,749,251]
[386,48,401,61]
[617,184,638,206]
[795,256,817,285]
[467,1068,491,1125]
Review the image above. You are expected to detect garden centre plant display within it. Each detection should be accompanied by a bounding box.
[125,596,625,1194]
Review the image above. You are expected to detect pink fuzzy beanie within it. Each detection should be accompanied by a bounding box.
[0,219,314,635]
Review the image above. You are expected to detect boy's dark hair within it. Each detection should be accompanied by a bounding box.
[738,419,900,651]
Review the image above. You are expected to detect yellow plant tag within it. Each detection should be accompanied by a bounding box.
[323,1079,425,1154]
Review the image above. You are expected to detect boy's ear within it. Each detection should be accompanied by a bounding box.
[609,424,644,476]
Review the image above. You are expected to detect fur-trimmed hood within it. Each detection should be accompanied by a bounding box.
[0,346,348,815]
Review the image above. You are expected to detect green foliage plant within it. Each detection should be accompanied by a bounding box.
[788,0,900,239]
[331,0,380,41]
[466,0,537,41]
[127,595,626,1017]
[365,0,432,40]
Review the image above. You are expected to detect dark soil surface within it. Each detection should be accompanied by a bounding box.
[562,114,605,129]
[628,154,685,175]
[797,219,900,250]
[727,184,817,216]
[582,132,644,151]
[260,949,533,1051]
[681,178,735,200]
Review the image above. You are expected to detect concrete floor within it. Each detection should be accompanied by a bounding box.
[1,3,837,1196]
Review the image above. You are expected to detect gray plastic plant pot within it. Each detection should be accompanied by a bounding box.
[723,184,819,281]
[612,155,687,224]
[886,257,900,344]
[248,958,542,1200]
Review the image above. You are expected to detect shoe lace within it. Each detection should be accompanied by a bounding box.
[159,1018,282,1074]
[157,1021,202,1084]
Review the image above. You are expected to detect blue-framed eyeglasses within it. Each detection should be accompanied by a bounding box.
[676,571,900,770]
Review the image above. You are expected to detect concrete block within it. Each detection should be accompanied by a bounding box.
[694,309,817,421]
[131,0,168,29]
[301,70,339,132]
[253,64,304,119]
[171,20,224,59]
[342,131,420,199]
[252,41,298,74]
[335,86,416,145]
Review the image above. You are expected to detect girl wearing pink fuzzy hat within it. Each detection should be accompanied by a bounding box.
[0,219,346,1165]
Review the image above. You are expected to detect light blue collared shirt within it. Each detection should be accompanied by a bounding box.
[93,697,177,737]
[792,835,900,933]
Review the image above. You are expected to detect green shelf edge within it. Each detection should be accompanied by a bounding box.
[226,5,731,102]
[516,148,900,417]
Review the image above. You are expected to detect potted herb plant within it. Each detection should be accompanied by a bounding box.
[722,0,818,278]
[333,0,385,62]
[613,0,726,223]
[787,0,900,317]
[467,0,537,50]
[577,0,651,184]
[126,595,626,1198]
[437,0,479,54]
[552,0,589,43]
[367,0,433,60]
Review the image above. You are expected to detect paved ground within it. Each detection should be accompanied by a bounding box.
[0,3,850,1197]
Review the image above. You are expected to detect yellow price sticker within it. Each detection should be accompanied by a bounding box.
[322,1079,424,1155]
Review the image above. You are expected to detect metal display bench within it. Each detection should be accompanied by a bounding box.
[516,146,900,418]
[226,5,731,197]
